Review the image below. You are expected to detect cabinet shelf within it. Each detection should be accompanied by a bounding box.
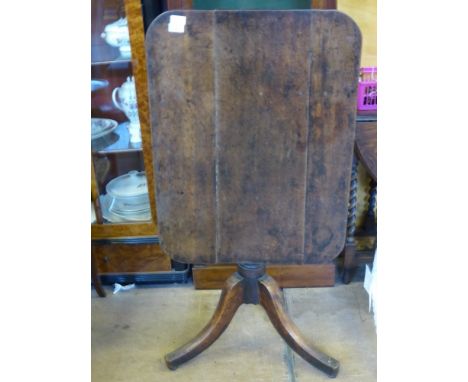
[92,122,142,154]
[92,55,132,66]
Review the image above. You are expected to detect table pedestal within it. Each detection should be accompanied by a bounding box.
[165,263,339,378]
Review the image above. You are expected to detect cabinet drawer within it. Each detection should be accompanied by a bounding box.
[92,242,171,274]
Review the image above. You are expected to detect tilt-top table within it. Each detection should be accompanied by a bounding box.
[146,10,361,377]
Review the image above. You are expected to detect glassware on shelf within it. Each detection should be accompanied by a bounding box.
[100,17,131,59]
[112,76,141,144]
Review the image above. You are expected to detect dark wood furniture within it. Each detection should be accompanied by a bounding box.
[167,263,340,376]
[146,10,361,377]
[193,263,335,289]
[167,0,340,291]
[196,118,378,288]
[342,113,377,284]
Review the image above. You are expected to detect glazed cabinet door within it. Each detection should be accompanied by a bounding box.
[91,0,157,238]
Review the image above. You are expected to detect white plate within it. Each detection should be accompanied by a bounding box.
[92,118,118,140]
[100,194,151,223]
[108,194,150,215]
[91,79,109,92]
[111,204,151,215]
[111,208,151,220]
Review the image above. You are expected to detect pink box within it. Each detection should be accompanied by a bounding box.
[357,67,377,111]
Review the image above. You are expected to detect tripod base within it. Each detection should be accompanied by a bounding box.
[165,263,339,378]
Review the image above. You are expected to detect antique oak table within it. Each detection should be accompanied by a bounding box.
[146,10,361,377]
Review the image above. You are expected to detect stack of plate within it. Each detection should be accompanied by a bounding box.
[101,171,151,222]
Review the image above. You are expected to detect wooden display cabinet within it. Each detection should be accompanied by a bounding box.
[91,0,174,296]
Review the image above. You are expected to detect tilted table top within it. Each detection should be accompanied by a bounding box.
[146,10,361,265]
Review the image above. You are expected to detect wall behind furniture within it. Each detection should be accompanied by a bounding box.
[338,0,376,67]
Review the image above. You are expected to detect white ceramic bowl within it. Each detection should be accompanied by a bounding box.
[106,171,150,214]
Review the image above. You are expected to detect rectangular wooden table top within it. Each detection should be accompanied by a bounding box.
[146,10,361,265]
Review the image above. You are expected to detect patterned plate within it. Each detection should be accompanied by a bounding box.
[91,118,118,140]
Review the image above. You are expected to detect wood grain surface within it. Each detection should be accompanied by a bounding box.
[165,272,244,369]
[92,242,172,273]
[125,0,159,228]
[192,264,335,289]
[146,10,361,265]
[259,274,339,377]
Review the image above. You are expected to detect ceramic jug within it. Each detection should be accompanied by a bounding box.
[112,77,141,143]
